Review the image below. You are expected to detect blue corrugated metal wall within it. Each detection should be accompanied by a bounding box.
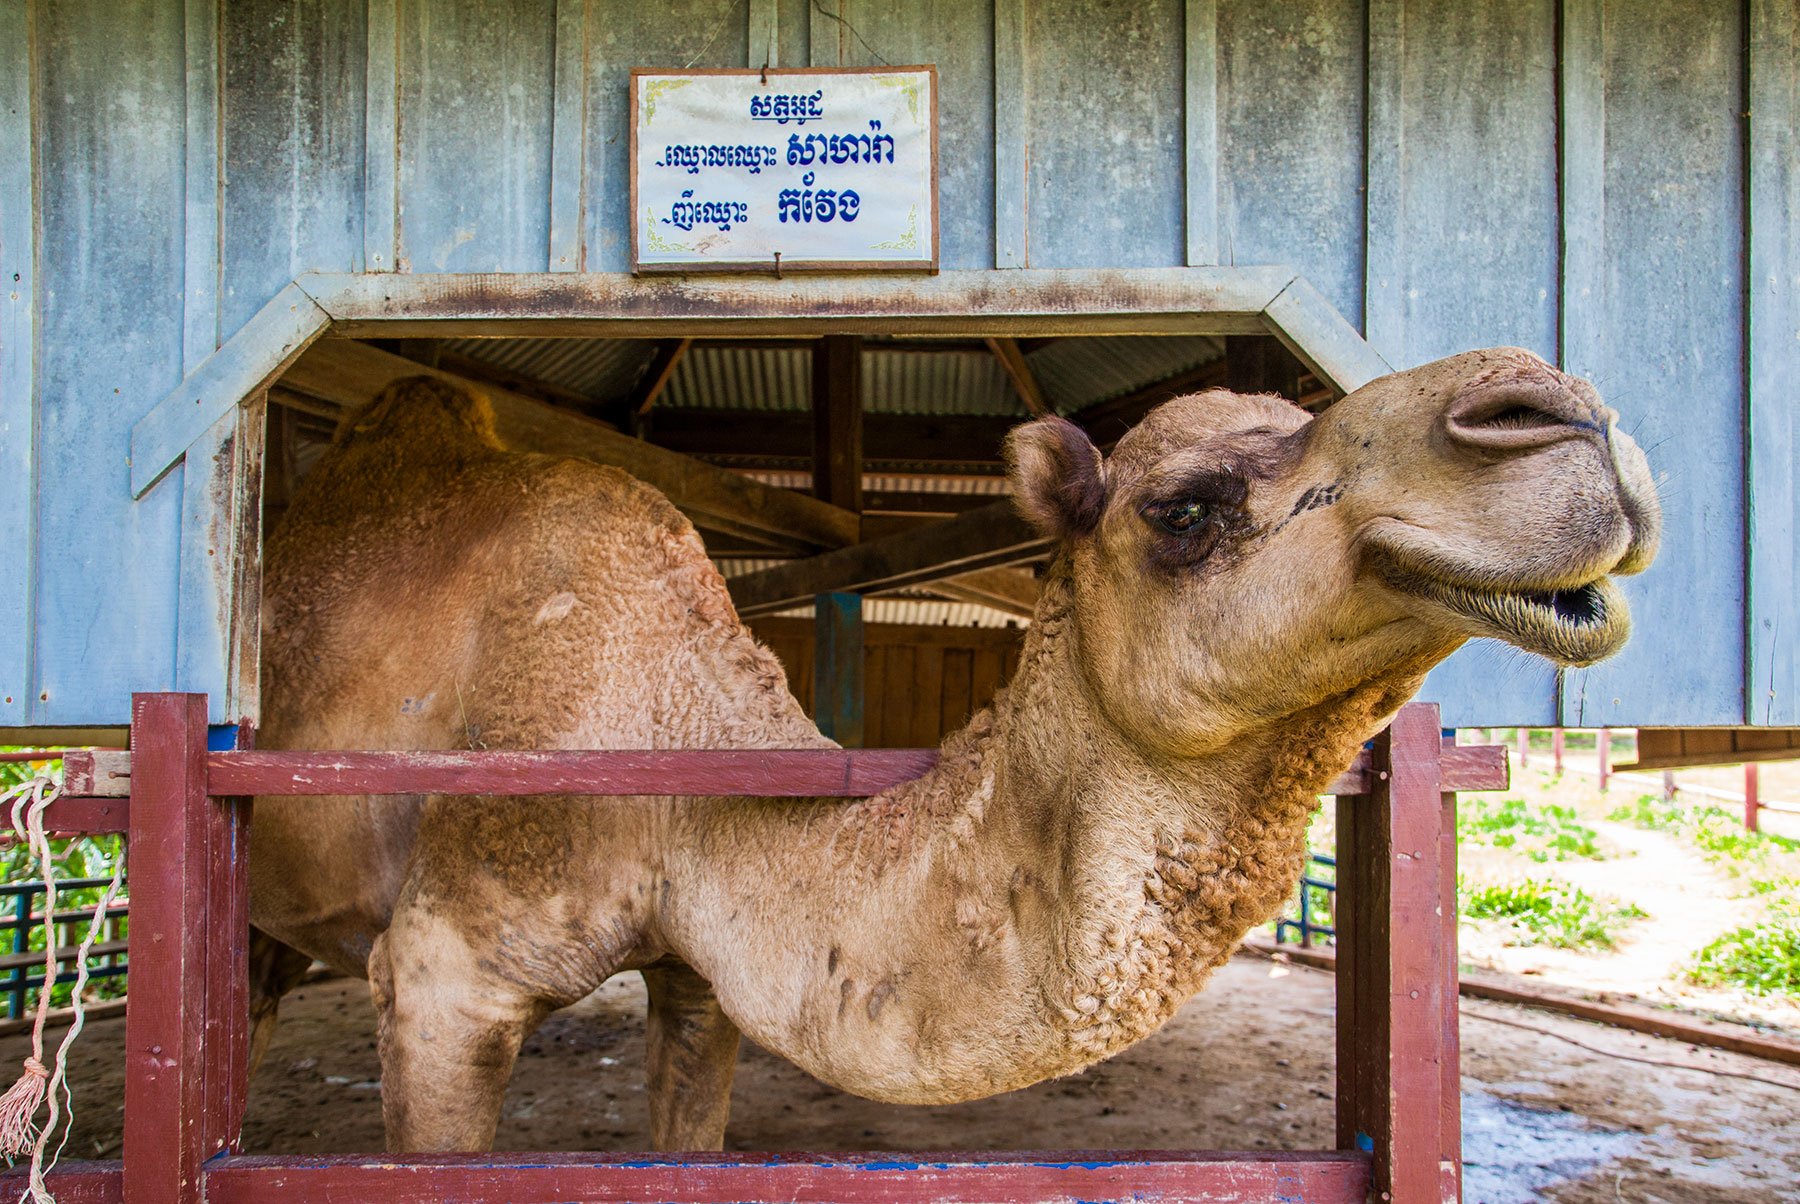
[1,0,1795,729]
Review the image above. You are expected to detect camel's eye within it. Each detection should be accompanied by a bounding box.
[1149,499,1213,535]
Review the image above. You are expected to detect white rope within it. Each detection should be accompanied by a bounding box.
[0,772,123,1204]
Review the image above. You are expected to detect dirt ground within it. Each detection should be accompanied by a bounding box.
[7,955,1797,1203]
[1456,756,1800,1035]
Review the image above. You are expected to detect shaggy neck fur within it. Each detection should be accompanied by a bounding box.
[811,570,1415,1079]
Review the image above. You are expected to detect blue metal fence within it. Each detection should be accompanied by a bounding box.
[1274,851,1337,948]
[0,878,128,1020]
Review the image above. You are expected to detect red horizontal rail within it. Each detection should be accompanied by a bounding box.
[206,1152,1372,1203]
[0,796,130,836]
[2,1150,1371,1204]
[60,743,1506,803]
[208,748,945,798]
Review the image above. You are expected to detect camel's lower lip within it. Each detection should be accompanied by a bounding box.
[1382,568,1630,666]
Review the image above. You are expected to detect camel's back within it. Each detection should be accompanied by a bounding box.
[262,375,818,754]
[251,376,823,971]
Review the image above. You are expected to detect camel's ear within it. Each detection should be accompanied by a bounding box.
[1005,416,1106,539]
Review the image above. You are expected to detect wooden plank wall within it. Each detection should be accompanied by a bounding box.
[750,619,1025,748]
[2,0,1795,730]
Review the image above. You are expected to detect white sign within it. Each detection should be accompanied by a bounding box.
[630,67,938,273]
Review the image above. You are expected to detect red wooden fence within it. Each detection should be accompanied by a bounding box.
[11,694,1502,1204]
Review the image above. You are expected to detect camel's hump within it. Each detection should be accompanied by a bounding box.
[333,374,503,455]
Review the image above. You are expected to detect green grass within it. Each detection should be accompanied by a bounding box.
[1457,795,1605,862]
[1460,877,1645,950]
[1689,921,1800,996]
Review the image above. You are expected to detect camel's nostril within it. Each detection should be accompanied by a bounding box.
[1466,402,1565,432]
[1445,383,1594,453]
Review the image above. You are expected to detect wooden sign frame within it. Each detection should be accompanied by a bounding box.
[629,66,940,275]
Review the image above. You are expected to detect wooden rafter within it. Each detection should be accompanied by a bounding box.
[926,567,1039,618]
[278,340,859,551]
[631,338,693,416]
[727,500,1048,617]
[984,337,1049,416]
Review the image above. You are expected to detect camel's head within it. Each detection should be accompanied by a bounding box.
[1006,347,1661,753]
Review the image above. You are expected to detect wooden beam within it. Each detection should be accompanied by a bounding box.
[728,500,1050,617]
[279,340,860,551]
[631,338,692,416]
[650,410,1020,466]
[925,567,1040,618]
[812,336,864,509]
[1068,357,1230,445]
[434,349,606,415]
[1225,335,1305,400]
[985,337,1049,416]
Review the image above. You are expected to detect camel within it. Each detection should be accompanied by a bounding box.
[249,346,1659,1153]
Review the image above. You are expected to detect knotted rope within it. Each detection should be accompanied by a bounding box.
[0,772,124,1204]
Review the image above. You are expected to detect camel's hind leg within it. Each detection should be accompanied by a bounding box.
[248,928,315,1078]
[642,961,742,1151]
[369,921,552,1152]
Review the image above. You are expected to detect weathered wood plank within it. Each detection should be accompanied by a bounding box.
[174,397,266,727]
[1214,0,1367,328]
[630,338,693,416]
[61,742,1504,799]
[395,0,556,273]
[181,0,221,374]
[298,266,1294,338]
[198,1151,1371,1204]
[909,645,944,748]
[1362,0,1404,359]
[1261,276,1390,396]
[747,0,778,68]
[1183,0,1218,266]
[0,0,36,725]
[362,0,398,271]
[993,0,1026,268]
[131,282,330,498]
[281,338,859,549]
[221,0,369,331]
[808,0,840,66]
[984,337,1048,415]
[548,0,587,271]
[1563,0,1747,726]
[727,500,1050,617]
[930,566,1039,617]
[1026,0,1184,268]
[32,0,189,726]
[1747,0,1799,725]
[1559,0,1606,384]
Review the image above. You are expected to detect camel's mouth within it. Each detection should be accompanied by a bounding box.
[1378,562,1630,666]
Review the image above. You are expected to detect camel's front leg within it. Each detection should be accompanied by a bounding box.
[642,961,742,1150]
[369,917,549,1152]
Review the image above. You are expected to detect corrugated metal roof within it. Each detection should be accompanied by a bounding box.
[1028,335,1226,413]
[442,335,1225,418]
[741,470,1011,495]
[440,337,652,402]
[758,598,1028,629]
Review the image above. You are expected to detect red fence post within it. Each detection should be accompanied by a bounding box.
[1745,763,1760,832]
[1336,702,1461,1203]
[124,694,251,1204]
[1597,727,1610,792]
[1552,727,1564,774]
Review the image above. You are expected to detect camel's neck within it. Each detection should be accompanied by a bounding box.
[863,570,1420,1065]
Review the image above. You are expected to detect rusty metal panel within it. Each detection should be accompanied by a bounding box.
[1395,0,1564,728]
[0,0,36,725]
[221,0,369,331]
[1215,0,1366,328]
[30,0,189,727]
[581,0,752,272]
[1564,0,1747,727]
[1748,0,1799,727]
[835,0,997,270]
[395,0,558,272]
[1023,0,1185,268]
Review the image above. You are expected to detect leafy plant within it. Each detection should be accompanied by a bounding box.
[1457,796,1605,862]
[1689,922,1800,996]
[1459,877,1644,950]
[0,752,129,1013]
